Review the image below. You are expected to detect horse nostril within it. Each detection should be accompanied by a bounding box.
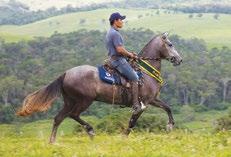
[170,57,175,62]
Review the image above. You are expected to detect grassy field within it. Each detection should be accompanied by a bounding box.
[0,8,230,48]
[1,131,231,157]
[0,108,231,157]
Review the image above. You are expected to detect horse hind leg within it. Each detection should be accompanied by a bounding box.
[69,99,94,139]
[70,115,95,139]
[49,96,75,144]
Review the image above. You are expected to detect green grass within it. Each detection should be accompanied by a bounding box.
[0,8,230,48]
[1,109,231,156]
[181,110,230,132]
[0,32,32,43]
[1,129,231,157]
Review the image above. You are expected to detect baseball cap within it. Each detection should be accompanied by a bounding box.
[109,12,126,22]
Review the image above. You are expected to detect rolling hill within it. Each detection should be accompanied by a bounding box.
[0,8,230,48]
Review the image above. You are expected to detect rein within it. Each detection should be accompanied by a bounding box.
[139,56,161,61]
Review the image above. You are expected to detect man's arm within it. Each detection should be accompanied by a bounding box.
[111,32,137,59]
[116,46,137,59]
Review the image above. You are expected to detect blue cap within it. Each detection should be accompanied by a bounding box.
[109,12,126,22]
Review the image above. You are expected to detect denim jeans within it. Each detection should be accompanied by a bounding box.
[111,58,139,81]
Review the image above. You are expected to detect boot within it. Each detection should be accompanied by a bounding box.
[131,81,142,115]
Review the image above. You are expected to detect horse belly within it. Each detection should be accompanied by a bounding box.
[95,81,130,105]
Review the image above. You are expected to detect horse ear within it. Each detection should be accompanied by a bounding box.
[162,32,168,40]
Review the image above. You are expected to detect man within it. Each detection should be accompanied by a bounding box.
[105,12,142,114]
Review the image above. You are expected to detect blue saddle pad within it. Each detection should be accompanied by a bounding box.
[98,65,142,85]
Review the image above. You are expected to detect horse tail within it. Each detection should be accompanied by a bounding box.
[16,73,66,116]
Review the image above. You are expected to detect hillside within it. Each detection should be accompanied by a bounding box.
[0,0,123,11]
[0,8,230,48]
[1,0,231,11]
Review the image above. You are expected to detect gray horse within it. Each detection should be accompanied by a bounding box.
[17,33,182,143]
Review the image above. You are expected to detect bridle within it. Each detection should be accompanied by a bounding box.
[138,56,161,61]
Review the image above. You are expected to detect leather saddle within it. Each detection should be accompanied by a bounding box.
[98,59,143,87]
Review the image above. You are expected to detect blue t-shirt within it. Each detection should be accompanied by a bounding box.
[105,27,124,57]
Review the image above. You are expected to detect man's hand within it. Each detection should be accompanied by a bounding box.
[115,46,138,59]
[129,52,138,59]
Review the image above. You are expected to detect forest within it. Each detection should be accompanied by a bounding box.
[0,29,230,123]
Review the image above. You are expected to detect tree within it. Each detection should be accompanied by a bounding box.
[79,19,86,25]
[137,15,143,19]
[197,13,203,18]
[156,10,160,15]
[0,76,23,106]
[214,14,219,20]
[188,14,193,18]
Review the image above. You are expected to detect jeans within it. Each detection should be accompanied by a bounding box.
[111,58,139,81]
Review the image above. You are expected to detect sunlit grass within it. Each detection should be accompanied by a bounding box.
[0,131,231,157]
[1,109,230,157]
[0,32,32,43]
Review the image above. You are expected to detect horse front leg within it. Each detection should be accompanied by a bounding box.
[150,99,175,131]
[124,110,143,136]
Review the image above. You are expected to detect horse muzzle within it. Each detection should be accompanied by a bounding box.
[170,56,182,66]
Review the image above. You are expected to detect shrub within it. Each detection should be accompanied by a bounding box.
[180,105,195,122]
[171,105,181,114]
[0,105,15,123]
[214,108,231,131]
[96,110,130,133]
[136,113,167,132]
[209,102,229,111]
[191,104,208,112]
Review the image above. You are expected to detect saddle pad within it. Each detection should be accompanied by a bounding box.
[98,65,121,84]
[98,65,143,85]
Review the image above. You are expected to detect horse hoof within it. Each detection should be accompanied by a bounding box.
[123,128,131,136]
[49,140,55,144]
[87,130,95,140]
[49,137,56,144]
[166,123,174,132]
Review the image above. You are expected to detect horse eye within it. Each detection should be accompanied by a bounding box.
[168,43,173,47]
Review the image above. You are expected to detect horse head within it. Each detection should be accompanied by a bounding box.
[159,32,182,66]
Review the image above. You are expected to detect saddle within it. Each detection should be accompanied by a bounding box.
[98,58,143,87]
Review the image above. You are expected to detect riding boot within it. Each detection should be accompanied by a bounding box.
[131,81,142,115]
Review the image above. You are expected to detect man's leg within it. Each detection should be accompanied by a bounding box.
[130,80,142,114]
[116,61,142,114]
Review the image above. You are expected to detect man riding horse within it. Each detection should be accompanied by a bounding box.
[17,12,183,143]
[106,12,143,114]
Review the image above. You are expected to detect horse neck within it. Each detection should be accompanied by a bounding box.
[140,39,162,71]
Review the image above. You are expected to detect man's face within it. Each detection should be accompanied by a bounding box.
[114,19,123,28]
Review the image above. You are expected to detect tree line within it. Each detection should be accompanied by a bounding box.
[168,4,231,14]
[0,29,230,123]
[1,0,230,25]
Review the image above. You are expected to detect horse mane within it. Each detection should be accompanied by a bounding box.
[138,35,159,56]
